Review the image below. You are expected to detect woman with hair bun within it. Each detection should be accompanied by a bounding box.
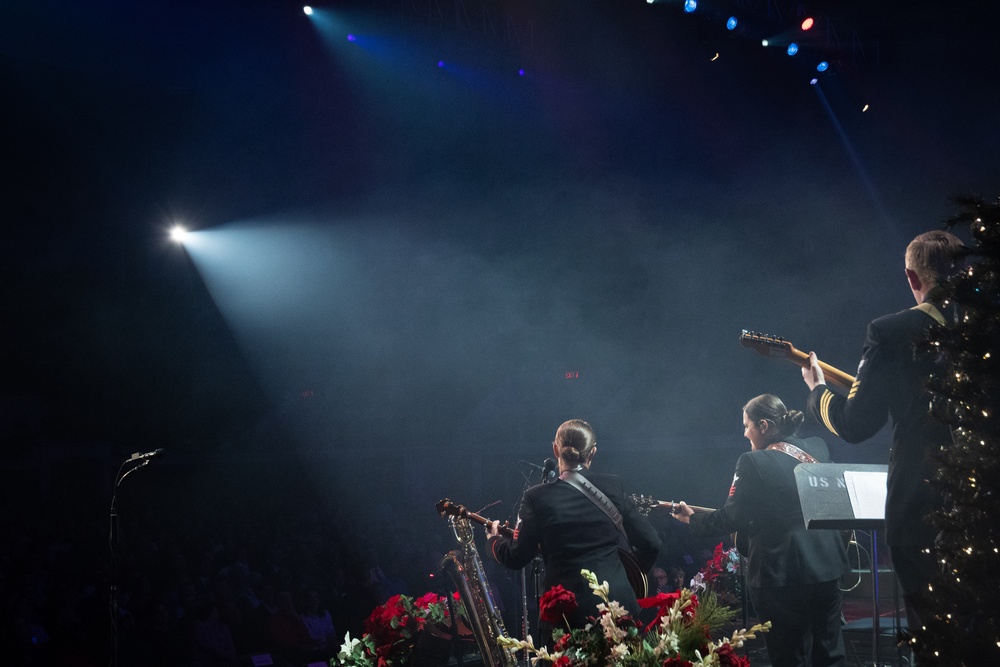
[486,419,660,647]
[672,394,848,667]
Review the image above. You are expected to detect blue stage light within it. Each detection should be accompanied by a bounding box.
[726,17,738,30]
[683,0,697,13]
[816,61,829,72]
[787,43,799,56]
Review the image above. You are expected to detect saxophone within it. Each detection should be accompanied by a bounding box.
[440,515,518,667]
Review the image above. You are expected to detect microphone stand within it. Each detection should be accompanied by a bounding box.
[109,456,155,667]
[511,462,544,666]
[520,568,530,667]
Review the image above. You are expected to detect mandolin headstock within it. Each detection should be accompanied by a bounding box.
[435,498,467,519]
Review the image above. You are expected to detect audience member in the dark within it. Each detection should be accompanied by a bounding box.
[341,559,380,639]
[9,590,52,666]
[266,590,323,665]
[126,598,185,667]
[189,600,238,666]
[299,588,337,654]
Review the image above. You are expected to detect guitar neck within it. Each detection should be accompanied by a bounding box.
[784,345,856,393]
[631,493,716,515]
[663,502,714,514]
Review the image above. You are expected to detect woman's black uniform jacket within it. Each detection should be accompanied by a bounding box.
[487,470,661,621]
[689,436,848,589]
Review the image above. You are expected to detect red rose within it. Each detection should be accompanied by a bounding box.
[553,632,572,652]
[553,656,572,667]
[414,592,442,609]
[662,658,694,667]
[715,643,750,667]
[538,585,579,624]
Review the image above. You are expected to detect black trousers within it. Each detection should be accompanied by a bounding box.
[889,543,937,633]
[750,579,847,667]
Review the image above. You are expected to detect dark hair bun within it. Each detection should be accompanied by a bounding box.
[782,410,805,429]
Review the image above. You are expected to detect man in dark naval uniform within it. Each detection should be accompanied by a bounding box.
[673,394,848,667]
[486,419,660,645]
[802,229,964,638]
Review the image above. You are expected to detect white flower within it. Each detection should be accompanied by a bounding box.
[498,635,536,652]
[530,646,554,665]
[581,569,611,602]
[655,628,680,656]
[609,642,630,662]
[692,644,722,666]
[338,632,361,660]
[596,599,628,620]
[598,608,627,643]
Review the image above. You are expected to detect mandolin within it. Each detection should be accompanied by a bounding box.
[435,498,649,599]
[739,330,856,393]
[435,498,514,538]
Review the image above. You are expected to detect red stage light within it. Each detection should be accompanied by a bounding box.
[801,17,814,31]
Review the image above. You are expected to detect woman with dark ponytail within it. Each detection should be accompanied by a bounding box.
[672,395,849,667]
[486,420,660,647]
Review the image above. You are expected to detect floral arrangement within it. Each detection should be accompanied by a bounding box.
[499,569,768,667]
[334,592,459,667]
[689,543,743,608]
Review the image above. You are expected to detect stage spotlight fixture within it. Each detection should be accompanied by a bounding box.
[683,0,697,12]
[726,17,738,30]
[303,6,313,15]
[817,61,829,72]
[810,78,818,85]
[518,69,525,76]
[647,0,655,4]
[801,17,814,30]
[347,34,356,41]
[437,60,445,68]
[169,225,189,243]
[863,104,870,112]
[762,39,769,47]
[787,42,799,56]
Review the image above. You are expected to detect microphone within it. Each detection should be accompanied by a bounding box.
[542,457,558,483]
[129,448,165,462]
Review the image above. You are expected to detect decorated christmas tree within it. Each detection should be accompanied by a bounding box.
[914,195,1000,664]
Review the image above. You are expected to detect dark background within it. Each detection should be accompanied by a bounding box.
[2,0,998,564]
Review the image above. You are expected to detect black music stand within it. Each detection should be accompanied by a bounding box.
[794,463,890,667]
